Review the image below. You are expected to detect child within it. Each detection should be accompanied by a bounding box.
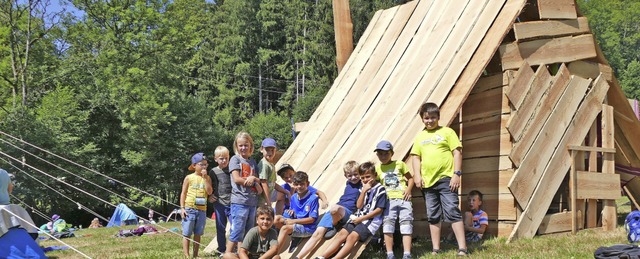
[464,190,488,242]
[275,164,328,215]
[375,140,414,259]
[239,206,281,259]
[274,171,319,253]
[410,102,467,256]
[211,146,232,254]
[180,152,214,258]
[317,162,387,259]
[89,218,102,228]
[257,138,290,207]
[225,132,264,258]
[296,161,362,259]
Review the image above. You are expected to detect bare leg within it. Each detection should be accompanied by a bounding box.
[297,227,327,258]
[193,235,201,257]
[430,223,441,251]
[451,221,467,253]
[330,205,346,225]
[277,225,294,252]
[224,240,237,258]
[320,229,349,258]
[275,192,285,215]
[183,236,190,258]
[333,232,360,259]
[384,233,394,253]
[402,234,412,254]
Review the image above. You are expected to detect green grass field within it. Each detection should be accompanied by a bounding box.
[40,199,633,258]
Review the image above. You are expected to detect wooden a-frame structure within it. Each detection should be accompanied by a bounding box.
[268,0,640,257]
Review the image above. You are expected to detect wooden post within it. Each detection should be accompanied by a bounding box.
[333,0,354,73]
[570,149,578,234]
[602,104,616,231]
[587,120,598,228]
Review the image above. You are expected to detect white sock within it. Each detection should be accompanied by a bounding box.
[387,252,394,256]
[404,251,411,255]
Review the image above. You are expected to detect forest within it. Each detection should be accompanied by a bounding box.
[1,0,638,224]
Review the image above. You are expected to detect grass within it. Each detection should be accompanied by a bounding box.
[42,198,634,258]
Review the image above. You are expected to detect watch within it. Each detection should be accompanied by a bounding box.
[454,170,462,176]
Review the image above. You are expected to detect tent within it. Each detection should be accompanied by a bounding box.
[107,203,138,227]
[0,204,46,258]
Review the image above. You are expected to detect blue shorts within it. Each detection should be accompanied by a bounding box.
[344,222,372,242]
[317,207,353,229]
[422,177,462,224]
[291,224,314,238]
[229,204,257,242]
[182,208,207,236]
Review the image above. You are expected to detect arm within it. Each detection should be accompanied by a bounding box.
[202,171,213,196]
[353,207,384,224]
[449,148,462,192]
[238,247,250,259]
[316,189,329,209]
[8,181,13,194]
[355,185,370,209]
[260,241,279,259]
[180,177,189,218]
[285,216,315,225]
[261,180,270,205]
[274,184,291,197]
[410,155,423,188]
[403,173,414,201]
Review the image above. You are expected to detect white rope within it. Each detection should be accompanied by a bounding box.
[10,194,50,221]
[0,207,92,259]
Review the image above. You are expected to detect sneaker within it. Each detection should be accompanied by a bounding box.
[324,228,338,239]
[386,254,395,259]
[289,237,302,253]
[402,254,412,259]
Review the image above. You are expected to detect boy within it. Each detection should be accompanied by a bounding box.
[180,152,214,258]
[257,138,290,207]
[464,190,488,242]
[210,146,232,254]
[411,102,467,256]
[274,171,319,253]
[0,168,12,205]
[317,162,387,259]
[375,140,414,259]
[296,161,362,259]
[239,206,281,259]
[275,164,328,215]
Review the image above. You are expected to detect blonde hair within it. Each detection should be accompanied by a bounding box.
[214,146,230,158]
[343,160,359,175]
[233,132,255,156]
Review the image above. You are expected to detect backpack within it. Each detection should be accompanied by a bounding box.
[625,210,640,243]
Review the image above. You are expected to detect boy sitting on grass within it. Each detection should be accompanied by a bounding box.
[239,206,280,259]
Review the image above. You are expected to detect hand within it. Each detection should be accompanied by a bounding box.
[362,182,372,192]
[244,176,256,186]
[352,216,363,225]
[320,200,328,210]
[208,196,217,203]
[449,175,461,192]
[200,169,207,176]
[285,209,295,217]
[180,208,186,219]
[403,190,412,201]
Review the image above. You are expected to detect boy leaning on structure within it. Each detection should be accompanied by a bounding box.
[411,102,468,256]
[257,138,290,207]
[375,140,414,259]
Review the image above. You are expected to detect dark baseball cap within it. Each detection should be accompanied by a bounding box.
[374,140,393,152]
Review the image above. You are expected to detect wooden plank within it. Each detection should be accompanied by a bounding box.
[505,61,535,108]
[624,177,640,211]
[508,76,609,241]
[567,146,615,153]
[568,60,614,82]
[462,87,510,122]
[570,150,578,234]
[576,171,620,200]
[586,120,598,229]
[333,0,354,72]
[460,193,517,221]
[294,122,307,132]
[508,76,592,206]
[510,64,571,144]
[507,66,553,140]
[499,34,597,70]
[414,219,516,238]
[461,114,510,141]
[602,104,617,231]
[537,0,577,19]
[613,120,640,167]
[538,211,582,235]
[470,73,508,94]
[463,170,514,195]
[514,17,590,41]
[463,156,514,173]
[463,133,511,159]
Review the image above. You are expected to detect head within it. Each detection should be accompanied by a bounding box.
[52,214,60,221]
[260,138,278,163]
[214,146,230,169]
[233,131,254,158]
[256,205,275,231]
[343,160,360,184]
[467,190,483,212]
[277,163,295,184]
[292,171,310,194]
[374,140,394,164]
[358,161,377,186]
[188,152,209,172]
[418,102,440,130]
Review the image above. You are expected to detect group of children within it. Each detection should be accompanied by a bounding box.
[179,102,489,258]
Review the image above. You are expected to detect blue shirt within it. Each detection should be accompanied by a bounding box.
[337,181,362,212]
[282,183,317,210]
[0,169,10,205]
[286,190,319,233]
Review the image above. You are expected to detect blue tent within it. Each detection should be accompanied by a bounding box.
[0,227,46,259]
[107,203,138,227]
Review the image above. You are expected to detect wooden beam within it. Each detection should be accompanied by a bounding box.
[470,73,508,95]
[570,150,578,234]
[537,0,577,19]
[463,133,512,159]
[567,146,615,153]
[505,61,535,108]
[602,104,617,231]
[463,87,510,122]
[507,65,553,141]
[460,193,517,221]
[568,60,614,82]
[294,122,307,132]
[514,17,590,41]
[333,0,354,73]
[463,156,514,174]
[624,177,640,210]
[538,211,583,235]
[463,170,514,195]
[508,76,609,242]
[461,114,509,141]
[499,34,597,70]
[575,171,620,200]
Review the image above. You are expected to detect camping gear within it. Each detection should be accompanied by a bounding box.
[595,244,640,258]
[107,203,138,227]
[0,204,46,258]
[626,210,640,243]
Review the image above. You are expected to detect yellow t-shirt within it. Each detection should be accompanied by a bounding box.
[376,161,410,199]
[185,173,209,211]
[410,126,461,188]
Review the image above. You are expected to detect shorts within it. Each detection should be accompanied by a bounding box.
[421,177,462,224]
[229,204,257,242]
[317,207,353,229]
[291,224,314,238]
[383,199,414,234]
[181,208,207,236]
[344,222,373,242]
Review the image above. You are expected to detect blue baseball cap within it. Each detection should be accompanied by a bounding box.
[374,140,393,152]
[188,152,206,171]
[261,138,277,148]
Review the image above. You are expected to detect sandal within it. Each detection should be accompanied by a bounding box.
[457,248,468,257]
[431,249,441,255]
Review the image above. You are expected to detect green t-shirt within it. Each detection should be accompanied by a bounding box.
[241,226,278,256]
[257,158,276,205]
[376,161,410,199]
[410,126,461,188]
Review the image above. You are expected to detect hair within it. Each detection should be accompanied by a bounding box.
[233,131,254,155]
[468,190,483,201]
[277,164,294,178]
[256,205,274,219]
[418,102,440,118]
[343,160,359,175]
[214,146,230,158]
[358,161,376,176]
[292,171,309,184]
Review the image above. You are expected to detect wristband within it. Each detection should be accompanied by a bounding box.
[454,170,462,176]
